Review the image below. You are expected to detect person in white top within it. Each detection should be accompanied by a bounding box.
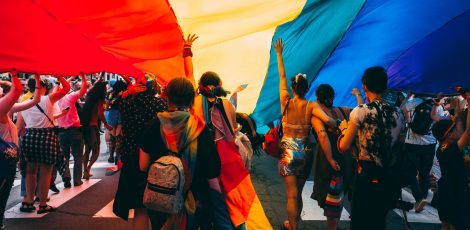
[16,75,70,214]
[402,95,448,212]
[0,72,43,228]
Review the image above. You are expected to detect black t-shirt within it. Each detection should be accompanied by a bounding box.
[138,118,221,202]
[119,94,168,159]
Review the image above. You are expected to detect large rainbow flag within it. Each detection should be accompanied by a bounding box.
[1,2,470,227]
[1,0,470,127]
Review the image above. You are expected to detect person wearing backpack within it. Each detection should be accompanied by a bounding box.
[338,67,405,230]
[138,77,221,229]
[402,95,448,212]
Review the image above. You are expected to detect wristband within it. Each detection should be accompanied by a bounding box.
[183,47,193,57]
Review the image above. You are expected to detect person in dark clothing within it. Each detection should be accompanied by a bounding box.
[338,67,405,230]
[139,77,221,229]
[112,74,167,230]
[311,84,354,230]
[431,93,470,230]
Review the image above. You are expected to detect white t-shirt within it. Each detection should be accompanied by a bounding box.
[21,96,56,128]
[0,117,18,145]
[405,98,445,145]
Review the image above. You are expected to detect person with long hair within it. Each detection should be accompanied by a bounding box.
[16,74,70,214]
[104,80,127,167]
[112,74,167,230]
[311,84,353,230]
[80,80,112,179]
[139,77,221,229]
[431,94,470,230]
[274,38,339,230]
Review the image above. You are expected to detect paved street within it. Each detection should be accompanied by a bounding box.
[3,135,442,230]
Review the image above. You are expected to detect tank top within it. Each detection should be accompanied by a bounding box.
[282,99,311,137]
[21,96,56,128]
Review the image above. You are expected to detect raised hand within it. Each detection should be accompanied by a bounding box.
[352,88,361,96]
[184,34,199,47]
[274,38,284,54]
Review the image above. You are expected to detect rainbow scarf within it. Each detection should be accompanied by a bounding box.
[157,111,205,178]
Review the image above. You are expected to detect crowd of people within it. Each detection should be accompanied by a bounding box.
[0,35,469,230]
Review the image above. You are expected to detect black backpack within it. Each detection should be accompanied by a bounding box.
[371,102,407,208]
[409,100,434,135]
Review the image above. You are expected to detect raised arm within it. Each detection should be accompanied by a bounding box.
[49,76,70,104]
[183,34,198,88]
[312,116,340,171]
[10,74,44,113]
[77,74,88,98]
[352,88,364,106]
[274,38,290,111]
[0,72,22,117]
[338,118,360,153]
[457,93,470,150]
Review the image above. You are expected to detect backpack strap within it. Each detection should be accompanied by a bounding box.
[370,102,388,162]
[215,98,235,137]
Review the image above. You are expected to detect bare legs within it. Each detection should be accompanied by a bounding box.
[134,208,150,230]
[83,126,100,179]
[327,217,339,230]
[283,176,307,230]
[24,163,53,206]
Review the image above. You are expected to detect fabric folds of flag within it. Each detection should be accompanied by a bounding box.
[207,98,272,229]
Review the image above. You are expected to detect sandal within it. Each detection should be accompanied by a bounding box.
[37,204,56,214]
[34,197,51,203]
[19,202,35,212]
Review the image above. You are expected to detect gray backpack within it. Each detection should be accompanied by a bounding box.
[143,152,185,214]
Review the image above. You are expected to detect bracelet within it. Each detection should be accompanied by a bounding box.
[183,47,193,57]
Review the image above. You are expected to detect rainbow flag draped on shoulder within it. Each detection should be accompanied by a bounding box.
[196,96,272,230]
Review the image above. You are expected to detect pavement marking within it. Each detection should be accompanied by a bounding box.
[393,189,441,224]
[69,162,115,169]
[13,179,21,187]
[93,199,134,218]
[11,162,112,189]
[301,181,350,221]
[5,179,100,219]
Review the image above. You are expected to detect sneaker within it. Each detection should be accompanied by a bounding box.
[107,156,114,163]
[64,180,72,188]
[415,200,427,213]
[49,183,60,193]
